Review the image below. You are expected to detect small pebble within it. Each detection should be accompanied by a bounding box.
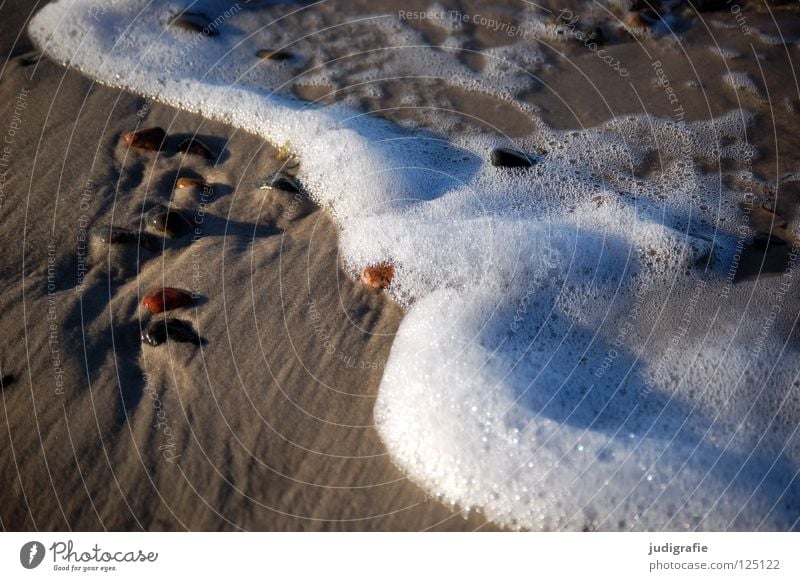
[177,137,215,160]
[175,176,208,190]
[123,127,166,151]
[171,11,219,36]
[142,318,205,347]
[1,374,15,389]
[18,52,41,67]
[91,225,158,251]
[142,287,195,314]
[257,172,301,193]
[490,147,539,168]
[361,263,394,290]
[257,49,294,61]
[147,205,194,238]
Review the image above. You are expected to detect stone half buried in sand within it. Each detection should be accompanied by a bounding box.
[90,225,159,251]
[147,205,194,238]
[122,127,166,152]
[142,287,195,314]
[169,11,219,37]
[175,176,209,191]
[489,147,541,168]
[257,171,301,193]
[142,318,205,347]
[256,49,294,61]
[177,137,216,160]
[361,263,395,290]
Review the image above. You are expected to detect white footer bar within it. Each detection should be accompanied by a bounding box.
[1,532,797,579]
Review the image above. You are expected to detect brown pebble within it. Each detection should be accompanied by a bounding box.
[361,263,395,290]
[175,176,207,189]
[123,127,166,151]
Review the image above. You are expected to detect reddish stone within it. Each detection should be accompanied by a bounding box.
[361,263,395,290]
[142,287,194,314]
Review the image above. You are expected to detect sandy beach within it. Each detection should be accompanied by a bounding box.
[3,0,800,531]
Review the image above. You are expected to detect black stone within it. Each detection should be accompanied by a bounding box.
[171,11,219,36]
[142,318,205,347]
[257,172,301,193]
[147,205,194,238]
[91,225,158,251]
[490,147,539,168]
[257,49,294,61]
[177,137,216,160]
[1,374,14,389]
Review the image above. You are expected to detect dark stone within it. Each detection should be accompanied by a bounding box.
[171,11,219,36]
[147,205,194,238]
[123,127,166,151]
[91,225,158,251]
[17,51,41,67]
[753,233,788,250]
[142,318,205,347]
[257,49,294,61]
[177,137,216,160]
[490,147,539,168]
[257,172,301,193]
[1,374,15,389]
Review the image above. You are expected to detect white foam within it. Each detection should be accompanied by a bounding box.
[708,45,742,59]
[723,71,765,102]
[30,0,800,530]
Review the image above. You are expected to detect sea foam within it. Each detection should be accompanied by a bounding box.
[29,0,800,530]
